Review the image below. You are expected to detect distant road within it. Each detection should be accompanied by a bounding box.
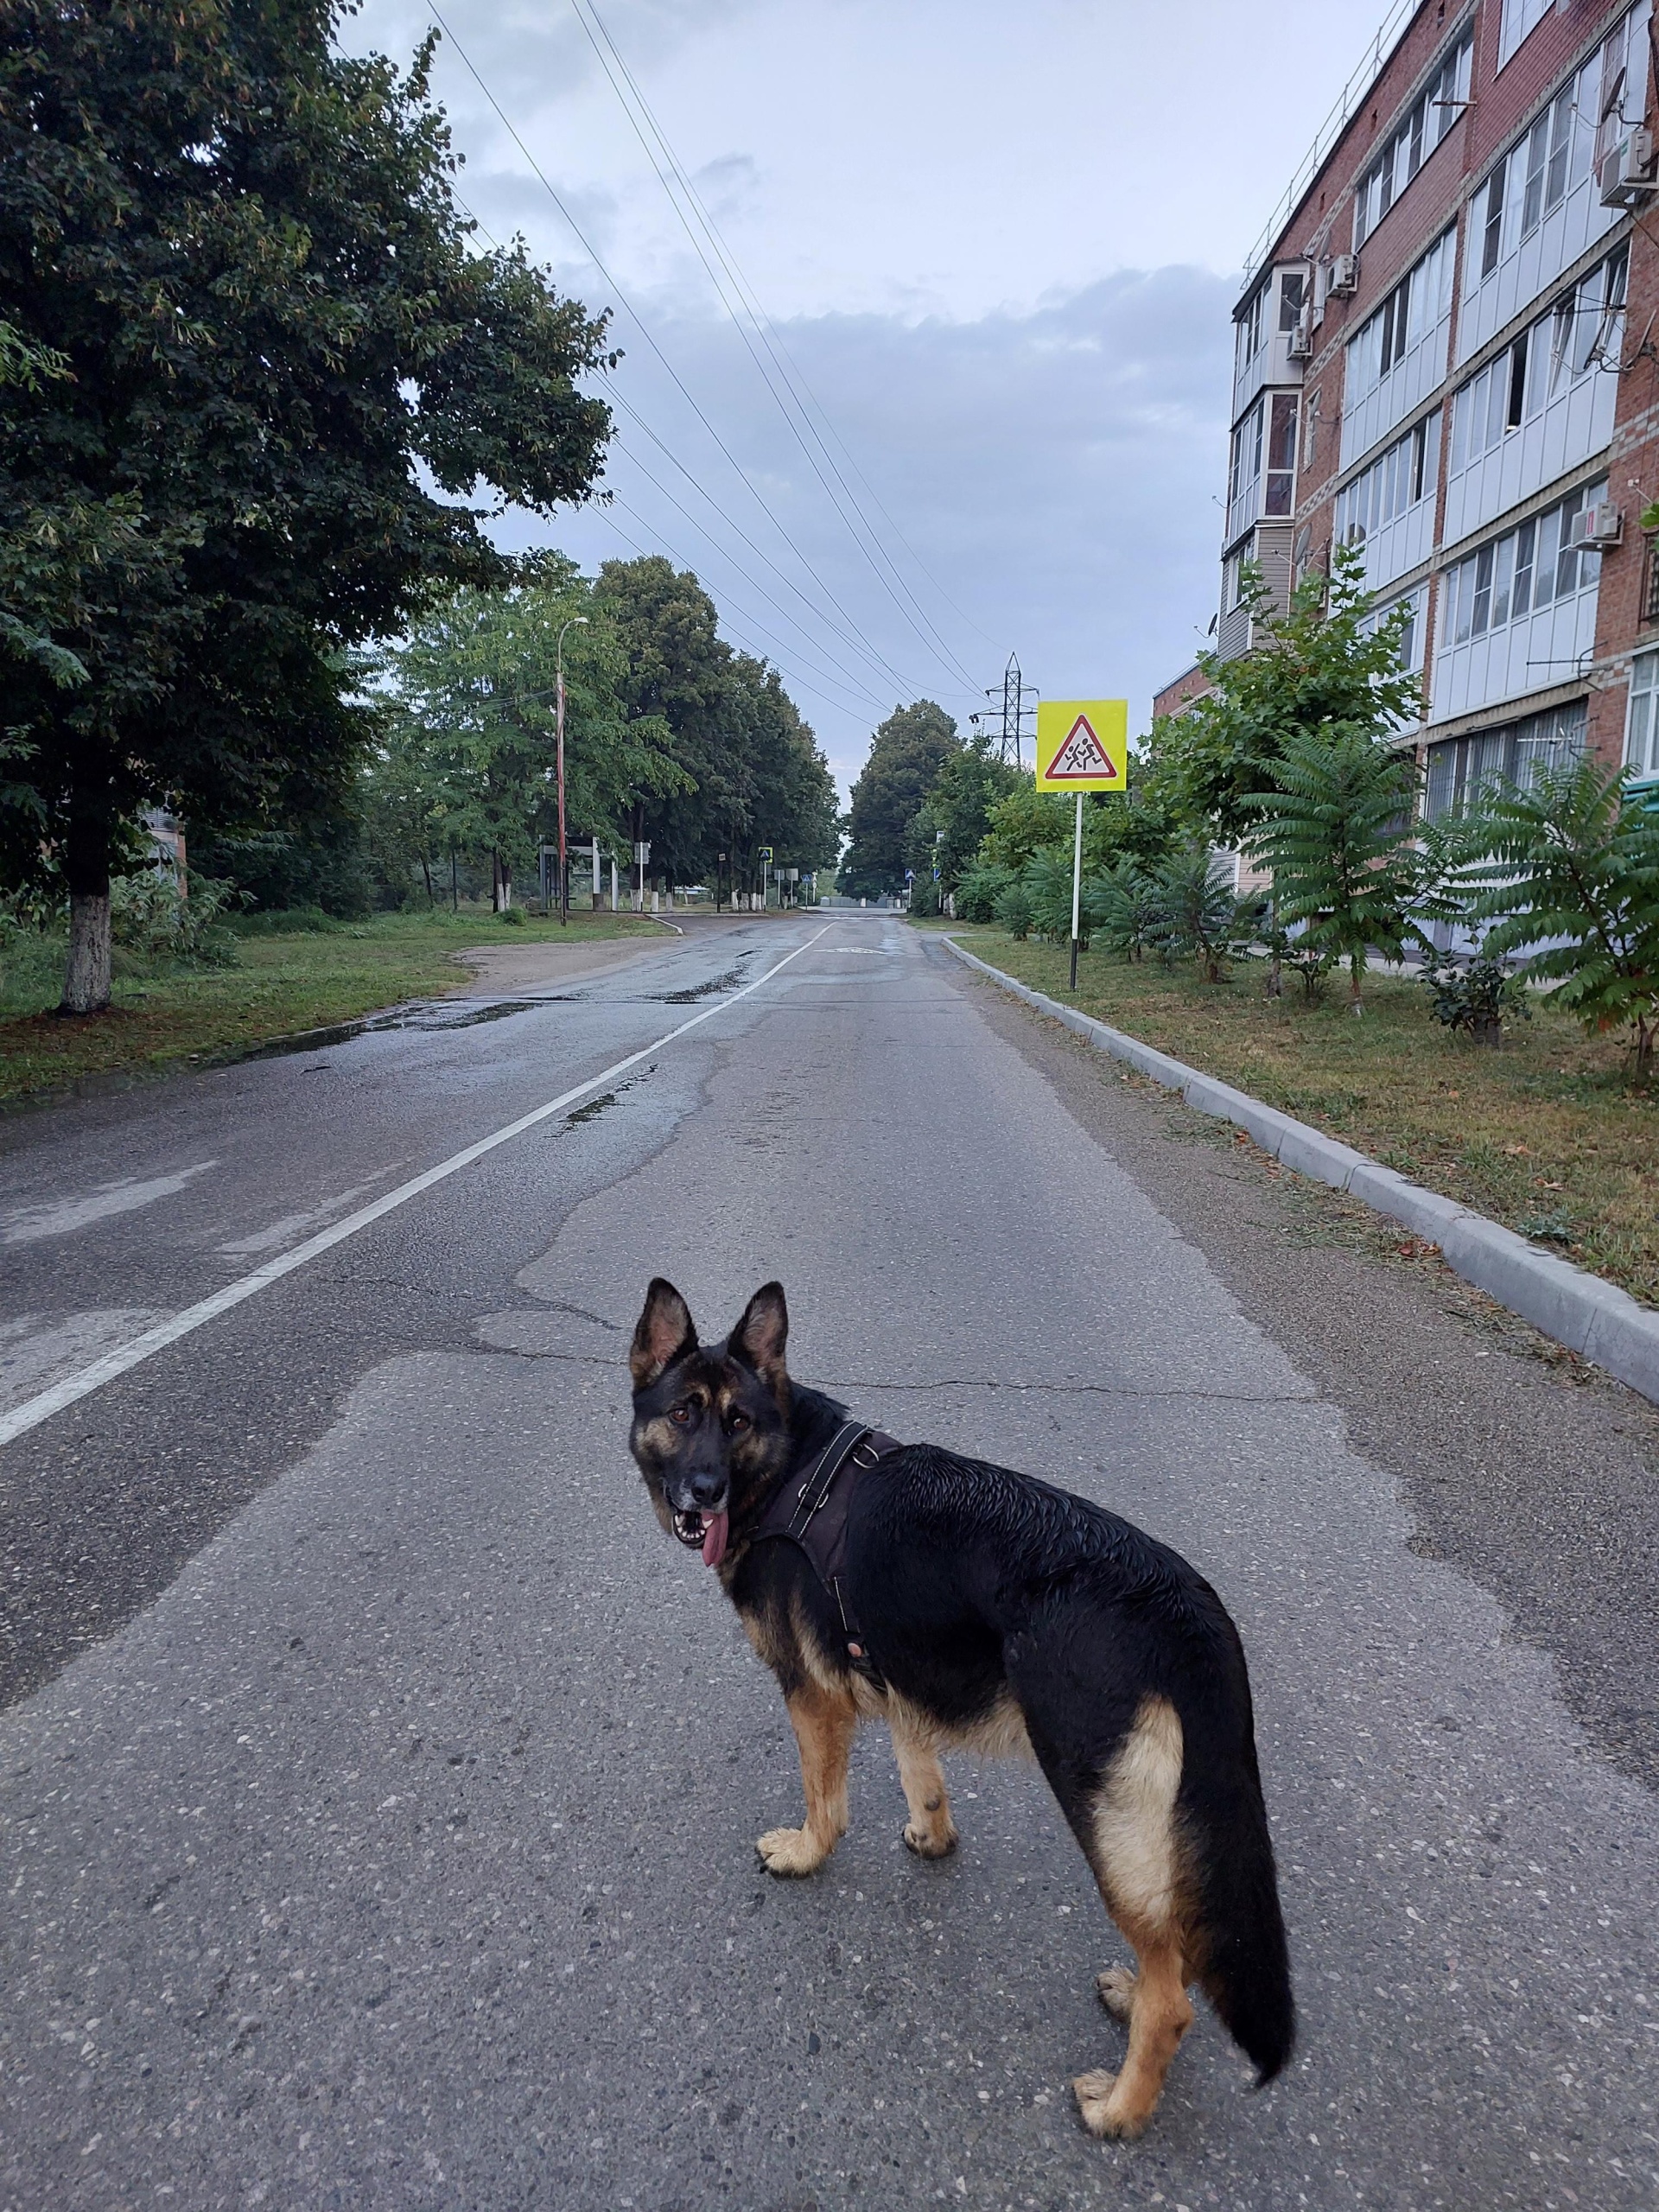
[1,914,1655,2209]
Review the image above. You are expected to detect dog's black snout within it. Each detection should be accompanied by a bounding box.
[683,1468,727,1509]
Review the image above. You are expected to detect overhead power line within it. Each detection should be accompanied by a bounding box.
[569,0,985,691]
[425,3,940,708]
[440,189,902,711]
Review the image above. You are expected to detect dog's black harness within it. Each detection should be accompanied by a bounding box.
[750,1421,904,1688]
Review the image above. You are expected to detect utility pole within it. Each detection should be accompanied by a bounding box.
[554,614,588,926]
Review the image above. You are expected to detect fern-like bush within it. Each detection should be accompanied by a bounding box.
[1460,761,1659,1071]
[1246,728,1427,1012]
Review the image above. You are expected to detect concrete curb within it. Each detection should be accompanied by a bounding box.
[941,934,1659,1404]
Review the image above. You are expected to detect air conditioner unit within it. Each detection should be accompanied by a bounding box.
[1287,314,1314,360]
[1327,252,1360,296]
[1598,125,1655,207]
[1571,499,1624,550]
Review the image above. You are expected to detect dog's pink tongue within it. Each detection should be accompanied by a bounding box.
[702,1511,729,1568]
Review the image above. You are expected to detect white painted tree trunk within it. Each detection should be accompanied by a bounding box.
[60,892,112,1014]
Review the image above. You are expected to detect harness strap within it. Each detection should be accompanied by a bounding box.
[754,1421,904,1685]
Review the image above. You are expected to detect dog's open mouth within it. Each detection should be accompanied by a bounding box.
[672,1507,729,1567]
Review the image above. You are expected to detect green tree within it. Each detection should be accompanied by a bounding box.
[841,701,958,897]
[1149,547,1421,845]
[1244,726,1427,1012]
[1463,760,1659,1071]
[0,3,613,1008]
[976,760,1179,877]
[732,655,840,887]
[376,562,686,906]
[908,734,1023,897]
[594,556,836,894]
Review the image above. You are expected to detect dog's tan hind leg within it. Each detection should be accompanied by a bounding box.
[1074,1936,1192,2139]
[891,1722,957,1859]
[756,1683,857,1876]
[1073,1694,1192,2138]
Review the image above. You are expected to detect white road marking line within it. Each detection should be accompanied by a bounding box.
[0,925,831,1450]
[2,1163,218,1246]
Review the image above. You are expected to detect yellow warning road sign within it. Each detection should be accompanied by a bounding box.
[1034,700,1128,791]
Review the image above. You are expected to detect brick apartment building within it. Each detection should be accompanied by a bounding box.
[1209,0,1659,810]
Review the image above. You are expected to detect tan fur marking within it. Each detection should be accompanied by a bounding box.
[882,1685,1034,1763]
[1090,1695,1185,1936]
[638,1414,681,1458]
[756,1681,856,1877]
[891,1724,957,1859]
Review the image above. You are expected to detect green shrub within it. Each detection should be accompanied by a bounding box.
[1144,847,1249,982]
[1461,761,1659,1073]
[1094,859,1160,963]
[1419,944,1532,1046]
[499,905,527,926]
[954,866,1011,923]
[111,872,242,966]
[996,881,1034,939]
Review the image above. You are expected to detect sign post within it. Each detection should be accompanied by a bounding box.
[1034,700,1128,988]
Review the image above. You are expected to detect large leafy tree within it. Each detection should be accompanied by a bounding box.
[841,700,958,897]
[907,733,1023,897]
[374,559,687,906]
[1148,546,1421,844]
[594,556,836,890]
[0,3,613,1007]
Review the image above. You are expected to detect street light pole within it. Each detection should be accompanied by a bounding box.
[555,615,588,926]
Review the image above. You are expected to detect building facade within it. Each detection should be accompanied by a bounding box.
[1218,0,1659,806]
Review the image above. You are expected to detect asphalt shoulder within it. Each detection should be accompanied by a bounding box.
[940,944,1659,1797]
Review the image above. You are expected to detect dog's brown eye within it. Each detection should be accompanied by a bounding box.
[729,1412,751,1433]
[669,1403,692,1427]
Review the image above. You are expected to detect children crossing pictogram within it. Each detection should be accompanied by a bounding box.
[1046,713,1118,781]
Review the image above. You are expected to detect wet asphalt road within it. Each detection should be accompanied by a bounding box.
[1,914,1656,2210]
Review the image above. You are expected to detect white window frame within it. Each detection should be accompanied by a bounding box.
[1353,32,1474,245]
[1626,647,1659,778]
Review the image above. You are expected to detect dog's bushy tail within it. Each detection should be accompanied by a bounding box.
[1182,1699,1295,2084]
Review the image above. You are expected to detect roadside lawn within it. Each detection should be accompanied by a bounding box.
[935,923,1659,1309]
[0,907,662,1106]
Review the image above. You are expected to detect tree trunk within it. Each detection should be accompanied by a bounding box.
[420,854,434,906]
[58,813,113,1015]
[1349,952,1365,1015]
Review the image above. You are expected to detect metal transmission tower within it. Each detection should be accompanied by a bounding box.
[970,653,1037,769]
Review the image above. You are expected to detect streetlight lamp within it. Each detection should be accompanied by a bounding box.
[555,615,588,926]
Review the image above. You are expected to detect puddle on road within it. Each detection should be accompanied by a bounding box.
[248,998,547,1058]
[563,1090,616,1128]
[653,964,747,1005]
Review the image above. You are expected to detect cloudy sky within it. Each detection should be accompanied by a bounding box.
[342,0,1395,793]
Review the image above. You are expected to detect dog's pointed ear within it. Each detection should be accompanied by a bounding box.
[631,1278,696,1391]
[730,1281,789,1384]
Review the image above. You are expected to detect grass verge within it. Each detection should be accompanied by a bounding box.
[935,924,1659,1308]
[0,907,662,1106]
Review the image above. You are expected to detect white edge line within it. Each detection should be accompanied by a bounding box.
[0,925,832,1451]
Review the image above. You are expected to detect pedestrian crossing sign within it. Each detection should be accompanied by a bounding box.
[1034,700,1128,791]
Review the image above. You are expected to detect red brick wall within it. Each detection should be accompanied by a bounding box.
[1153,666,1213,721]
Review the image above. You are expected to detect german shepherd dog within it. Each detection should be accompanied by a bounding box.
[628,1277,1294,2140]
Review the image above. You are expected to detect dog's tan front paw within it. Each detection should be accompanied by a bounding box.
[1072,2069,1147,2140]
[1096,1967,1137,2024]
[755,1826,828,1877]
[902,1817,958,1859]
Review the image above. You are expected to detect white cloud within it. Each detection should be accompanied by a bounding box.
[343,0,1395,788]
